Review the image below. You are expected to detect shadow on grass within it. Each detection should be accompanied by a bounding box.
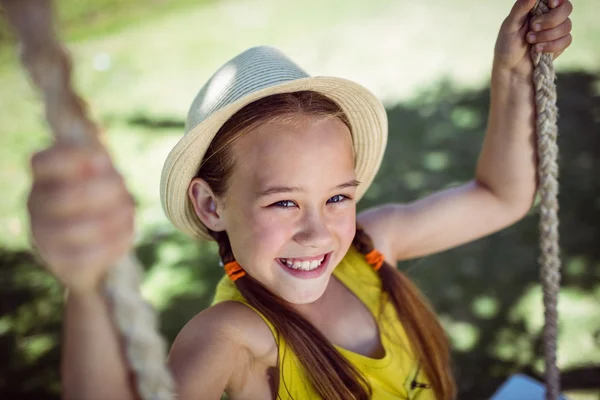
[1,70,598,399]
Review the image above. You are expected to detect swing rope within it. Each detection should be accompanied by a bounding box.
[2,0,561,398]
[531,1,562,399]
[0,1,174,399]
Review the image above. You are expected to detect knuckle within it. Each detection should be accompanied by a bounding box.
[30,149,52,177]
[63,218,93,244]
[26,189,37,213]
[565,1,573,14]
[99,204,133,237]
[53,184,77,207]
[565,18,572,32]
[30,150,45,169]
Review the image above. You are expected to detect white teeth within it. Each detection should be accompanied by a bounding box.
[280,256,325,271]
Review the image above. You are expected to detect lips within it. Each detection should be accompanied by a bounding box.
[278,255,326,271]
[276,252,332,279]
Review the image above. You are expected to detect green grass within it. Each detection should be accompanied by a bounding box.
[2,0,599,248]
[0,0,214,50]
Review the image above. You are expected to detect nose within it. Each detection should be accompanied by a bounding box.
[293,208,333,249]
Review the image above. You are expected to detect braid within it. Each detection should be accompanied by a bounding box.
[352,225,376,254]
[210,230,235,264]
[352,225,456,399]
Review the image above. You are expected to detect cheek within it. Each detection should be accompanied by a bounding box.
[235,209,291,257]
[253,217,290,252]
[337,211,357,245]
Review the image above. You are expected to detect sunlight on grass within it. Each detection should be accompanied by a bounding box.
[472,295,500,319]
[19,334,55,364]
[142,262,208,310]
[423,151,450,171]
[501,285,600,368]
[450,107,482,130]
[566,256,586,277]
[0,317,11,335]
[141,241,209,310]
[439,316,480,352]
[493,327,535,366]
[403,171,426,190]
[564,390,600,400]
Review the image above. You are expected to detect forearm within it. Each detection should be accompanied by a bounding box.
[475,65,538,213]
[62,290,138,400]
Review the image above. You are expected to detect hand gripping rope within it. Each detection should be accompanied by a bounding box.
[1,1,174,399]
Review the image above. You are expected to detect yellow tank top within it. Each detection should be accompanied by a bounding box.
[211,245,435,399]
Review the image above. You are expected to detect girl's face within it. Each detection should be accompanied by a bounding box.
[221,115,357,304]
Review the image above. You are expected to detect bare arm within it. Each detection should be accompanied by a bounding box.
[359,0,573,263]
[62,290,138,400]
[358,186,526,263]
[359,69,536,263]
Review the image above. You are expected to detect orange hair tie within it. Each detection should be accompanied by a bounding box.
[365,249,385,271]
[224,260,246,282]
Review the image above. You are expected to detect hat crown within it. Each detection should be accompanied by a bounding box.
[185,46,310,133]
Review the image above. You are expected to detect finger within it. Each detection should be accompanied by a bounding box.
[31,145,112,182]
[530,1,573,32]
[52,227,135,279]
[527,18,572,44]
[28,171,127,219]
[553,49,565,60]
[535,33,573,54]
[33,196,134,248]
[506,0,538,31]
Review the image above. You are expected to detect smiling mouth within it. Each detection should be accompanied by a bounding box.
[278,254,327,271]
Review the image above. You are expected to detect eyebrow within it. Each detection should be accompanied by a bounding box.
[256,179,361,198]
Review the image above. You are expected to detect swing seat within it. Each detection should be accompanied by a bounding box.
[490,374,568,400]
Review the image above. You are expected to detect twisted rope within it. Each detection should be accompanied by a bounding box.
[1,1,174,399]
[531,1,561,399]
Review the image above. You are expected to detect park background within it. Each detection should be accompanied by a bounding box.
[1,0,599,398]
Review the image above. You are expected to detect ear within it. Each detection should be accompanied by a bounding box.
[188,178,226,232]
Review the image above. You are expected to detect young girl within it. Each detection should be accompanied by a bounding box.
[27,0,573,399]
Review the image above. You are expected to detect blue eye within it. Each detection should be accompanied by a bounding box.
[328,194,350,204]
[272,200,297,208]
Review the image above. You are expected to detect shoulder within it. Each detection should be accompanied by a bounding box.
[357,203,397,261]
[168,301,277,396]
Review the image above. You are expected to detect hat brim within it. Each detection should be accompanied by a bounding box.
[160,76,388,241]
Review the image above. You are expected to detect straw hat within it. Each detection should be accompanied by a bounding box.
[160,46,388,241]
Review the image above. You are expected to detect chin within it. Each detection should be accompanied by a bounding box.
[278,277,330,305]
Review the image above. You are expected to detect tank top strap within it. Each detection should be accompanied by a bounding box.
[332,245,384,316]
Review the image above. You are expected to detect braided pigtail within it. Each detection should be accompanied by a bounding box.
[352,225,456,400]
[210,230,371,400]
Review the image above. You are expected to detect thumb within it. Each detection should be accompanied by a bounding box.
[506,0,538,31]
